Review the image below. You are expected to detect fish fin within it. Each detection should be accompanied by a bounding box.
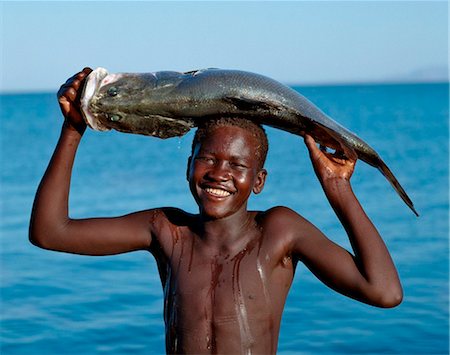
[360,150,419,217]
[223,96,275,112]
[379,159,419,216]
[109,115,193,139]
[311,122,418,216]
[183,69,201,75]
[183,68,219,76]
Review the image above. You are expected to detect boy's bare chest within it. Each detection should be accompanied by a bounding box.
[160,231,293,321]
[180,253,267,305]
[156,227,294,353]
[165,236,270,308]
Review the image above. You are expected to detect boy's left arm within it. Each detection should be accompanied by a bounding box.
[290,135,402,308]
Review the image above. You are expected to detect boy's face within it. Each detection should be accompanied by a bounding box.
[187,125,267,220]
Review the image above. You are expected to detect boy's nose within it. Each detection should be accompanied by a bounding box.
[206,161,231,181]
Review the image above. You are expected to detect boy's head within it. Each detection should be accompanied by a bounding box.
[191,117,269,170]
[187,117,269,219]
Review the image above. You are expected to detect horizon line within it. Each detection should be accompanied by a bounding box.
[1,78,448,95]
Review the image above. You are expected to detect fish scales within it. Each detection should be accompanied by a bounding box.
[80,67,418,216]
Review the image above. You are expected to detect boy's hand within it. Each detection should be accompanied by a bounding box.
[57,67,92,134]
[304,134,356,184]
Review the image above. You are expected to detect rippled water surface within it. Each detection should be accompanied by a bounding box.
[1,83,448,354]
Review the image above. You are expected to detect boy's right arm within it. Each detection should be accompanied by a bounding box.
[29,68,153,256]
[285,135,402,308]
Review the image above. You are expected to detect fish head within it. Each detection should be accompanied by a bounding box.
[81,67,161,130]
[80,67,192,138]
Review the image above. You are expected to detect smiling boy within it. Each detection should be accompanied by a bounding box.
[30,68,402,354]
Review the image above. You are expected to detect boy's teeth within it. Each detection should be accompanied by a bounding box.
[205,188,231,197]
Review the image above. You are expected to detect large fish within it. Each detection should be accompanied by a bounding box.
[80,67,418,216]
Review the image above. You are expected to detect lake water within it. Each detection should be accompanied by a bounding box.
[1,83,448,354]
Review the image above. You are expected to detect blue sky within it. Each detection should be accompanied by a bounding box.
[1,1,448,92]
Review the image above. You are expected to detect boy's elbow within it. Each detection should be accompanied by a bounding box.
[29,229,47,249]
[380,291,403,308]
[29,216,43,248]
[29,231,61,251]
[29,222,55,250]
[374,285,403,308]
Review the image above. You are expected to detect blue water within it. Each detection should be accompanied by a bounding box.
[1,83,448,354]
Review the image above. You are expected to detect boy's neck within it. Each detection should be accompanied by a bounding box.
[196,209,258,253]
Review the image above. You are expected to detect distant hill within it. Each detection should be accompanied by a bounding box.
[387,65,448,83]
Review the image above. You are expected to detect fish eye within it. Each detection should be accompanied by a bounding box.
[107,86,118,97]
[109,114,122,122]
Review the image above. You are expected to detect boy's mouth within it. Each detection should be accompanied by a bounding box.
[203,187,233,197]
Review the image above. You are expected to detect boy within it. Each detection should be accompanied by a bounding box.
[30,68,402,354]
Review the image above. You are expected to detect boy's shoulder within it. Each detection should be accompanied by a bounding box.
[255,206,313,242]
[258,205,307,225]
[147,207,197,227]
[251,206,314,260]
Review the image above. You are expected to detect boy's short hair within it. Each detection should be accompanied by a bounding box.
[191,117,269,169]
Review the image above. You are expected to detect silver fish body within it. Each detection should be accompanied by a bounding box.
[80,67,418,216]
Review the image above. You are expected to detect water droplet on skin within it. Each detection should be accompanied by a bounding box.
[282,255,291,267]
[232,249,254,352]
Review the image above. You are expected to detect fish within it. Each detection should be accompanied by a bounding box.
[80,67,418,216]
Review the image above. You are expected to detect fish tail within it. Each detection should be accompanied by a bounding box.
[358,149,419,217]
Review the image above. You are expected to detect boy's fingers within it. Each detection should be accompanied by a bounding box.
[63,68,92,87]
[58,95,70,111]
[75,68,92,84]
[304,135,329,161]
[71,78,81,90]
[64,87,78,102]
[72,68,92,91]
[82,67,93,75]
[304,134,317,151]
[65,73,80,85]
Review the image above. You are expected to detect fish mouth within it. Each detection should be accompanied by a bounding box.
[80,67,110,131]
[80,68,127,131]
[203,186,234,198]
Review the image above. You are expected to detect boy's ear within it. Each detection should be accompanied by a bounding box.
[186,156,192,181]
[253,168,267,194]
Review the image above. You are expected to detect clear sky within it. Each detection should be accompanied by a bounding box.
[1,1,448,92]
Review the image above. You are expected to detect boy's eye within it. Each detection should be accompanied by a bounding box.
[196,156,214,164]
[230,162,248,169]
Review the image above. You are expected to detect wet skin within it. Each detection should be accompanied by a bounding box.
[150,127,294,353]
[30,69,403,355]
[150,208,296,354]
